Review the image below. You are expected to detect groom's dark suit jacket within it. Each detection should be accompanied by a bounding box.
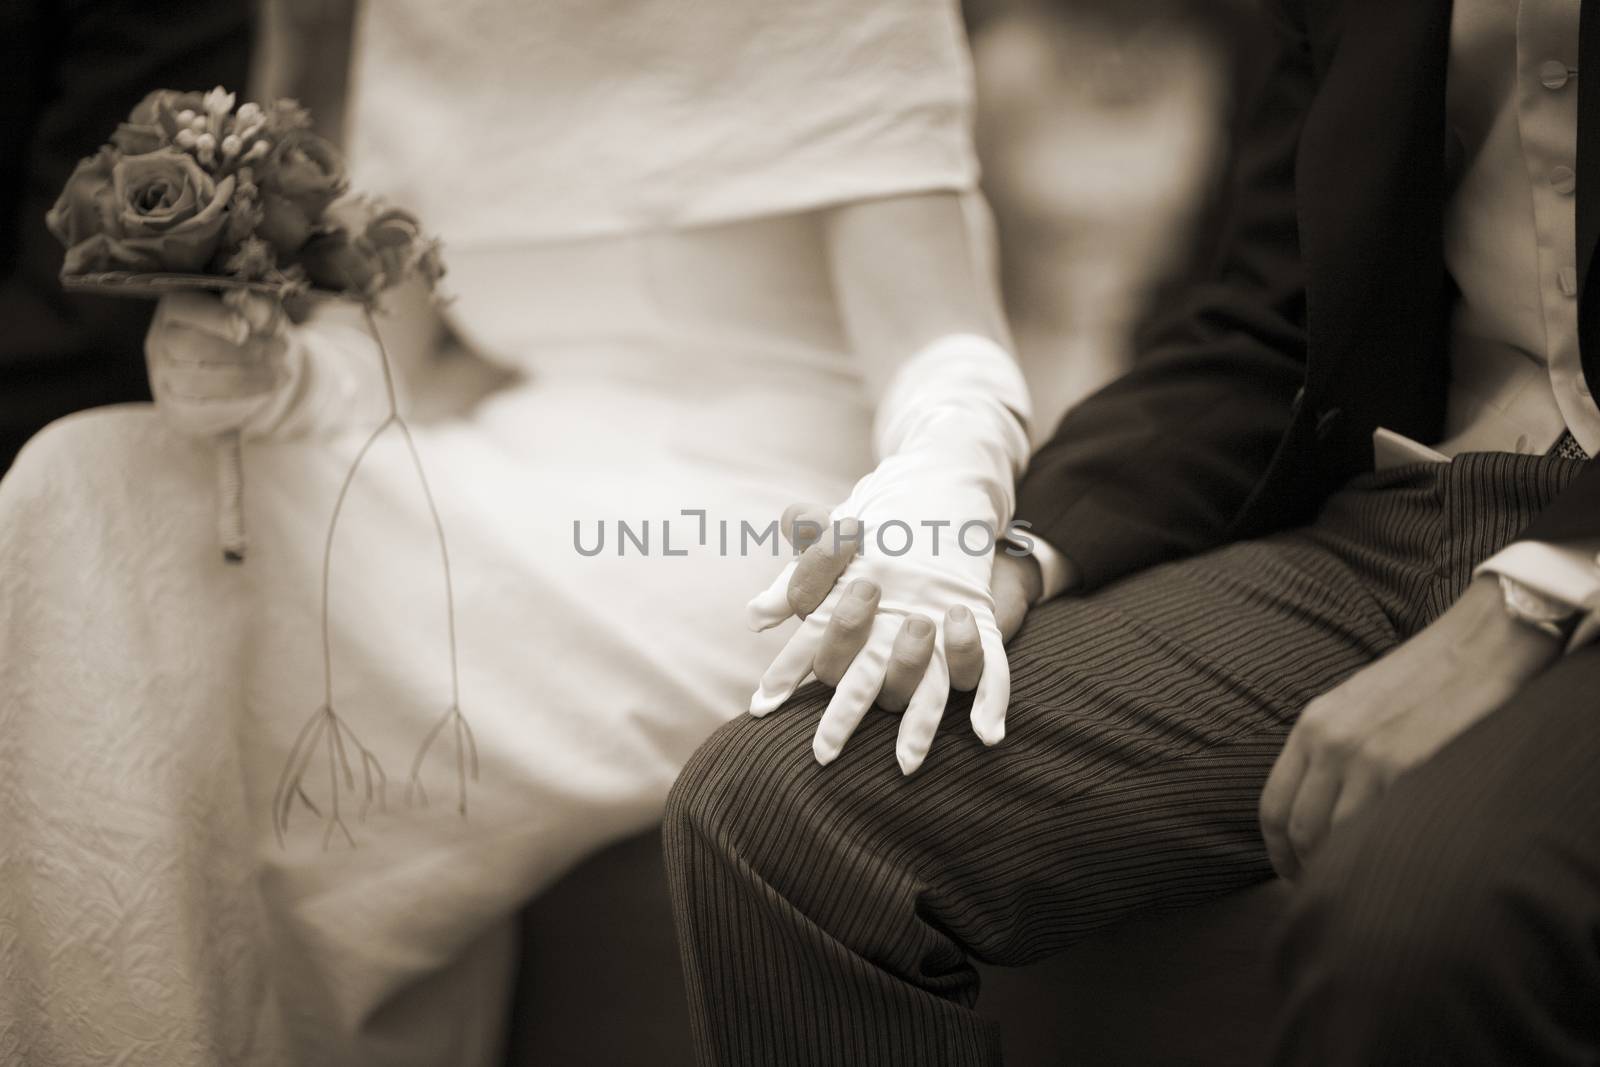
[1016,0,1600,590]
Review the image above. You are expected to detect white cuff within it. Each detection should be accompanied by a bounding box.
[1028,536,1075,601]
[873,333,1031,473]
[1474,540,1600,651]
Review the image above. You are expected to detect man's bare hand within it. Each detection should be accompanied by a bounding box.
[1260,576,1564,879]
[990,549,1041,643]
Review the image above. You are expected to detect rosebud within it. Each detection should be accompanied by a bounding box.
[297,230,381,296]
[113,90,208,154]
[253,131,348,254]
[203,86,236,118]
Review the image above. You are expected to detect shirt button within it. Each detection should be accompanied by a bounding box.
[1558,267,1579,296]
[1551,165,1578,194]
[1540,60,1572,89]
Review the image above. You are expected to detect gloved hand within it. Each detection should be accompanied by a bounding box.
[146,290,298,439]
[147,290,391,439]
[746,334,1031,774]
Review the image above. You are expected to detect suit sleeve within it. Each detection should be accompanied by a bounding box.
[1012,2,1315,591]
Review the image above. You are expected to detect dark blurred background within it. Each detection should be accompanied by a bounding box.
[0,1,253,470]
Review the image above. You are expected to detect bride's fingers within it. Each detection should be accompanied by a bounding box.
[813,613,897,764]
[811,579,879,686]
[747,560,799,630]
[944,605,983,690]
[896,651,951,775]
[222,289,285,337]
[156,291,238,341]
[969,619,1010,747]
[874,614,935,713]
[785,516,863,619]
[749,612,826,715]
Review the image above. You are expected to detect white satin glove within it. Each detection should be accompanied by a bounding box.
[146,291,295,438]
[746,334,1031,774]
[147,291,387,439]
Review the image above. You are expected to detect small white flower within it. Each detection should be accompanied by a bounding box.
[203,86,236,117]
[175,128,198,148]
[176,109,197,125]
[236,102,264,126]
[222,134,242,158]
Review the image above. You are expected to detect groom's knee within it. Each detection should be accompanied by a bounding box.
[665,682,898,916]
[665,687,827,874]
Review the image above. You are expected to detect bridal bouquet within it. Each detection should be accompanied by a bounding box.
[47,87,445,562]
[49,87,443,300]
[46,89,472,846]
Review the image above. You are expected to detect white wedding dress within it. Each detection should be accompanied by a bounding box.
[0,1,979,1064]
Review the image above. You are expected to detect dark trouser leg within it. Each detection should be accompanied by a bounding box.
[665,533,1400,1066]
[664,454,1577,1067]
[1273,642,1600,1066]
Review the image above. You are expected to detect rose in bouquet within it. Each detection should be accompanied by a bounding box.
[49,147,235,275]
[44,85,448,565]
[48,86,442,301]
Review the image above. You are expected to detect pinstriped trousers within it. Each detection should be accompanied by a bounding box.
[664,452,1598,1066]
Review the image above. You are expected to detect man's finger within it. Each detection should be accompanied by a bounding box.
[876,615,936,713]
[896,651,951,775]
[969,619,1009,746]
[1330,763,1383,829]
[785,517,864,619]
[813,614,897,764]
[749,612,827,715]
[812,580,879,687]
[1285,761,1342,875]
[1259,735,1308,879]
[990,553,1037,642]
[945,605,983,690]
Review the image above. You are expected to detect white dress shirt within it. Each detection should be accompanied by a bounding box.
[1448,0,1600,642]
[1439,0,1599,457]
